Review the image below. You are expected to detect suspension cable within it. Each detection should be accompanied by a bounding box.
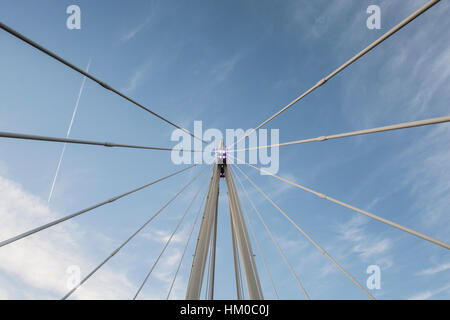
[228,0,441,149]
[0,22,204,144]
[233,165,305,300]
[0,131,201,152]
[230,154,450,250]
[62,166,206,300]
[234,115,450,152]
[233,164,375,300]
[166,189,207,299]
[133,182,204,300]
[0,165,197,249]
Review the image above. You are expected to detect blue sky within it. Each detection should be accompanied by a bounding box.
[0,0,449,299]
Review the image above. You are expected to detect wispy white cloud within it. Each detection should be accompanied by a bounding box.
[135,247,187,300]
[337,215,366,243]
[341,4,450,129]
[331,0,450,246]
[416,263,450,277]
[120,1,159,43]
[0,159,8,177]
[287,0,356,40]
[121,60,152,94]
[140,224,189,244]
[0,175,141,299]
[409,290,433,300]
[275,235,308,253]
[210,53,244,85]
[335,215,393,264]
[408,283,450,300]
[397,124,450,236]
[354,238,391,259]
[0,174,180,299]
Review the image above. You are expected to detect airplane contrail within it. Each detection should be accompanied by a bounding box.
[48,59,91,203]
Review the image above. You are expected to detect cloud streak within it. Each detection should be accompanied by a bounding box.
[120,1,159,43]
[0,174,188,299]
[335,215,393,268]
[415,263,450,276]
[408,283,450,300]
[121,60,152,94]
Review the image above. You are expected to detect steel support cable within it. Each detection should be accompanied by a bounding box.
[0,131,202,152]
[230,154,450,250]
[227,0,441,150]
[62,166,206,300]
[233,163,375,300]
[233,165,303,300]
[166,189,207,300]
[133,182,204,300]
[0,165,197,249]
[234,115,450,152]
[0,22,204,144]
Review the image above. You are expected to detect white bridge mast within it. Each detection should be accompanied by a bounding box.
[186,141,263,300]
